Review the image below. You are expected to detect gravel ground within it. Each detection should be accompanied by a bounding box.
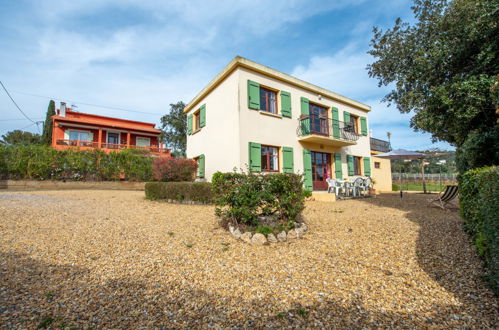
[0,190,497,328]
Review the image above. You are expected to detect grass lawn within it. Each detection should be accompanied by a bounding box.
[0,190,496,328]
[393,183,452,192]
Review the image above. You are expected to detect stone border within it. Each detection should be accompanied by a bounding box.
[228,222,308,245]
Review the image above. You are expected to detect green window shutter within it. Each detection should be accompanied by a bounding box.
[300,97,309,115]
[334,153,343,178]
[200,104,206,128]
[331,107,340,138]
[248,142,261,172]
[247,80,260,109]
[360,116,367,136]
[300,97,310,136]
[343,111,350,125]
[280,91,291,117]
[363,157,371,176]
[347,155,354,176]
[187,114,193,135]
[302,149,313,191]
[198,154,205,178]
[282,147,294,173]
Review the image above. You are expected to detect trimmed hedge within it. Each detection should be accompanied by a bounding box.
[459,166,499,295]
[211,171,309,229]
[145,182,213,203]
[0,145,153,181]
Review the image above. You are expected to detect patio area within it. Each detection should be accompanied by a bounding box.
[0,190,496,328]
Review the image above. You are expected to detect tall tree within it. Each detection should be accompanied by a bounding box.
[368,0,498,171]
[41,100,56,145]
[1,130,42,145]
[159,101,187,157]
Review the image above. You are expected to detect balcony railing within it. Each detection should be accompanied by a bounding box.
[56,139,170,154]
[297,115,361,142]
[370,137,391,152]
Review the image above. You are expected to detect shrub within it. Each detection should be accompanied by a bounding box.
[459,166,499,295]
[211,171,308,231]
[0,145,154,181]
[145,182,212,203]
[152,157,197,182]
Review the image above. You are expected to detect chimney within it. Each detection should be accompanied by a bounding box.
[60,102,66,117]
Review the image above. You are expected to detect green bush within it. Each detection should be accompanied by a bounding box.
[459,166,499,295]
[211,171,308,231]
[0,145,154,181]
[145,182,212,203]
[392,184,399,191]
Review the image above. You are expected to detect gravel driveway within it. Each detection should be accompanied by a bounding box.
[0,190,497,328]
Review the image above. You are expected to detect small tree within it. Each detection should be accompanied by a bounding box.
[41,100,56,145]
[159,101,187,157]
[1,130,42,145]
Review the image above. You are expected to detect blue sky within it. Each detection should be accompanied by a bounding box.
[0,0,453,150]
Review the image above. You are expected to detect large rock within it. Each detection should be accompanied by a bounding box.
[267,233,278,243]
[251,233,267,245]
[228,225,235,234]
[295,227,305,238]
[240,232,252,243]
[232,228,242,239]
[287,229,298,239]
[300,222,308,231]
[277,231,287,242]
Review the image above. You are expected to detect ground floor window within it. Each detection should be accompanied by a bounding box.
[374,161,380,169]
[353,156,362,175]
[261,145,279,172]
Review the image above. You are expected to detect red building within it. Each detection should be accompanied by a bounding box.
[51,102,170,156]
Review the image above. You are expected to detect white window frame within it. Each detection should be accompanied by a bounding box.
[106,130,121,144]
[136,137,151,147]
[66,129,92,141]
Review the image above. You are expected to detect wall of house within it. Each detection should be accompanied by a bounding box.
[371,155,392,192]
[237,67,372,178]
[186,69,240,180]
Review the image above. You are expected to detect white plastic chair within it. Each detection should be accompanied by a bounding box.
[326,178,342,197]
[351,177,364,197]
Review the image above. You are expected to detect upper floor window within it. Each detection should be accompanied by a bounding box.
[348,114,359,134]
[69,130,91,141]
[193,110,201,132]
[136,137,150,147]
[260,87,277,114]
[261,145,279,172]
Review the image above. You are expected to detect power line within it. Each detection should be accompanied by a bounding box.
[0,81,36,123]
[10,90,160,116]
[0,118,44,122]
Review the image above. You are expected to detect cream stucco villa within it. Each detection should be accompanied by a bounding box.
[185,56,392,192]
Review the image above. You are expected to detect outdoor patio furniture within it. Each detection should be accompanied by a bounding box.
[427,185,459,210]
[326,178,343,197]
[351,177,364,197]
[360,177,372,197]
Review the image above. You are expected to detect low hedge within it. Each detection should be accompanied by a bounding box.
[211,171,309,230]
[459,166,499,295]
[145,182,213,203]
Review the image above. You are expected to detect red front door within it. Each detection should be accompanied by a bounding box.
[311,151,331,191]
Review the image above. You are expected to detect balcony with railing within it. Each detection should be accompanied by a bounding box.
[297,115,361,146]
[55,139,170,155]
[370,137,391,153]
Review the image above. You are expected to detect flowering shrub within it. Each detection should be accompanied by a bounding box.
[152,157,198,182]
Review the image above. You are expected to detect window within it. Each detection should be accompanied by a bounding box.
[374,162,380,169]
[193,110,201,131]
[261,145,279,172]
[353,156,362,175]
[136,137,150,147]
[349,114,359,133]
[69,130,91,141]
[260,87,277,114]
[309,103,328,135]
